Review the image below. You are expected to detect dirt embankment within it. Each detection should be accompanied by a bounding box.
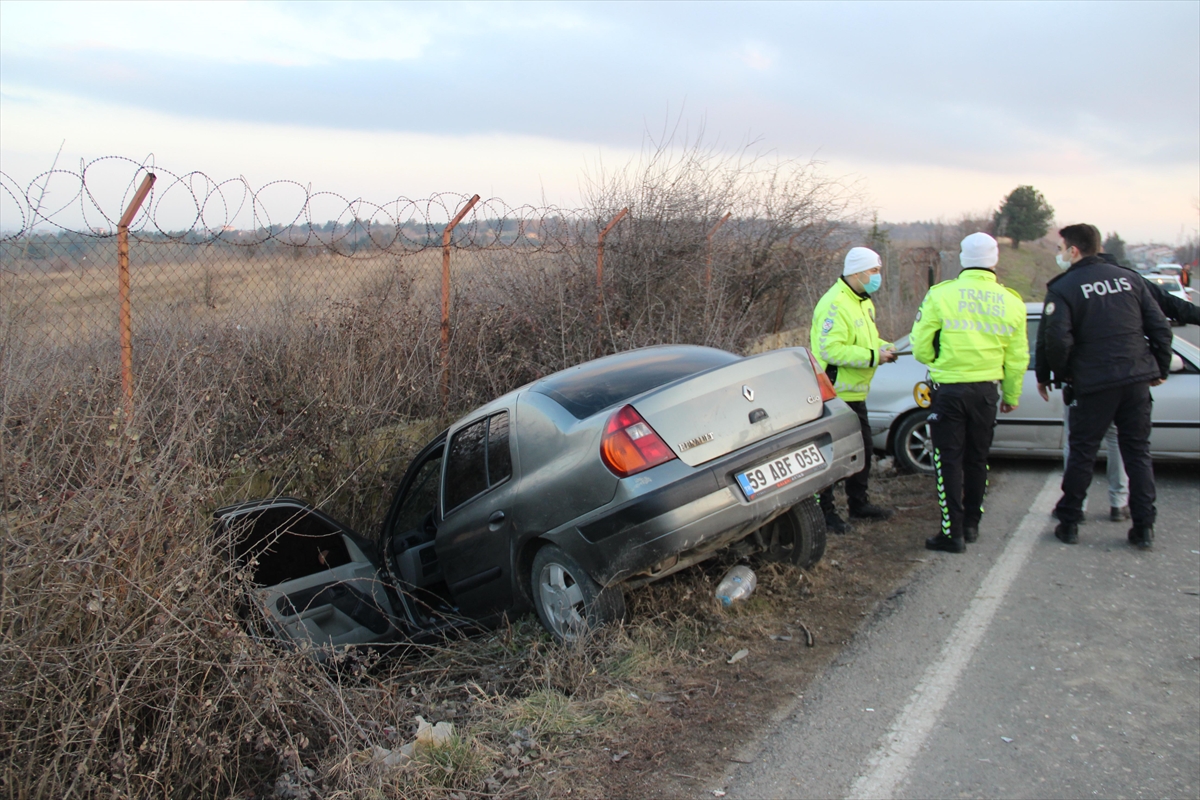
[547,469,939,799]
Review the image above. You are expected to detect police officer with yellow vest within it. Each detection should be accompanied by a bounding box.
[911,232,1028,553]
[810,246,898,534]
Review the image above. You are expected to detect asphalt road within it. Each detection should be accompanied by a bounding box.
[716,459,1200,800]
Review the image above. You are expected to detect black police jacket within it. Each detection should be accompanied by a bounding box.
[1037,255,1172,395]
[1097,253,1200,326]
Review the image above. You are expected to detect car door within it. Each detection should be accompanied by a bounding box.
[378,433,454,628]
[435,409,520,619]
[993,314,1064,454]
[214,498,402,651]
[1150,340,1200,455]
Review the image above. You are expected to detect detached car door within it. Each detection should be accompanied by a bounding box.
[215,498,402,651]
[435,409,520,619]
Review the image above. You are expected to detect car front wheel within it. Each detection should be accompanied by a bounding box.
[531,545,625,642]
[894,410,936,475]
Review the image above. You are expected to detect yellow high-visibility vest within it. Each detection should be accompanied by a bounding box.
[910,268,1028,404]
[810,279,892,402]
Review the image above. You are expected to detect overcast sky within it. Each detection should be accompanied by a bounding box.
[1,0,1197,241]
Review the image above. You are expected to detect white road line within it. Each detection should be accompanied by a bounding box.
[847,470,1061,800]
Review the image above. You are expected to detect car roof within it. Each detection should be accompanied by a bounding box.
[444,344,742,431]
[529,344,739,419]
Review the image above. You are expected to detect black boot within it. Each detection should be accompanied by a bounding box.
[1127,525,1154,549]
[925,533,965,553]
[1110,506,1131,522]
[849,501,894,521]
[963,525,979,543]
[824,512,853,535]
[1054,522,1079,544]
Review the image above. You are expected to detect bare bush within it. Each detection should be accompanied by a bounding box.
[1,150,869,796]
[582,132,861,351]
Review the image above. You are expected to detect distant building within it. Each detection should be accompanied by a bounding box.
[1127,243,1176,268]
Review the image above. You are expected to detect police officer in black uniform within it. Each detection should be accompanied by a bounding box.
[1040,224,1173,548]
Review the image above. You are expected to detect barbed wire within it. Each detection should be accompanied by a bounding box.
[0,153,947,452]
[0,156,619,254]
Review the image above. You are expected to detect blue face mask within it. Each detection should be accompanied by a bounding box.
[862,273,882,294]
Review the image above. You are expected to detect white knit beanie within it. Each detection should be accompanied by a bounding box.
[959,232,999,268]
[843,246,882,276]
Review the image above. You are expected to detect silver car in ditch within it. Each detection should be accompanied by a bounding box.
[218,344,864,645]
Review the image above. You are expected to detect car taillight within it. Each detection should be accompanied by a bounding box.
[600,405,676,477]
[806,349,839,403]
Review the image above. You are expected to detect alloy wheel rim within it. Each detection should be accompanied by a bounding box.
[907,422,935,470]
[539,563,586,637]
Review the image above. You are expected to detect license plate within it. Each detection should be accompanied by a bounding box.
[735,443,826,499]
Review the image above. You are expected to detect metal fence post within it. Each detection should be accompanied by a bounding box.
[595,207,629,325]
[440,194,480,408]
[704,212,731,290]
[116,172,156,416]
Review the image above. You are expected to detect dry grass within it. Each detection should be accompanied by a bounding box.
[0,332,930,797]
[2,146,947,797]
[0,258,935,799]
[0,313,866,798]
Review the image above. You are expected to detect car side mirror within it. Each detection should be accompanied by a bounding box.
[1169,353,1184,373]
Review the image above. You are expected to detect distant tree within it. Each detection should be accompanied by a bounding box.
[993,185,1054,249]
[1103,232,1128,265]
[867,213,890,262]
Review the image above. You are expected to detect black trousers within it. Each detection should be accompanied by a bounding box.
[820,400,872,514]
[929,382,998,540]
[1055,382,1155,526]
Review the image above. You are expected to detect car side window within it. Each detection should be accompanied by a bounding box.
[445,419,488,512]
[393,452,442,535]
[1170,350,1199,374]
[1025,319,1040,370]
[487,411,512,486]
[444,411,512,514]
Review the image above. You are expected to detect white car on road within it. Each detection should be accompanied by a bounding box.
[1143,273,1195,324]
[867,303,1200,474]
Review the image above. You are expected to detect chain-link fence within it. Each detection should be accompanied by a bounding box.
[4,158,901,427]
[3,158,945,481]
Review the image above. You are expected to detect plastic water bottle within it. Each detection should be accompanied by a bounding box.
[715,565,757,606]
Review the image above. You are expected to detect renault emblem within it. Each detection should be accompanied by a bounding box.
[742,385,754,402]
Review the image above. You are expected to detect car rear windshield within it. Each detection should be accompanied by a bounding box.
[531,347,740,419]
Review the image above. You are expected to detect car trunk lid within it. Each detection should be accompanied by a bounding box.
[632,347,826,467]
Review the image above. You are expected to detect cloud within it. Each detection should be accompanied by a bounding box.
[3,1,1195,175]
[1,1,1197,240]
[0,0,436,66]
[738,42,777,72]
[0,86,639,230]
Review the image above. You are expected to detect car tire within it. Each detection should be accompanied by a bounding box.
[531,545,625,643]
[894,410,936,475]
[760,497,826,569]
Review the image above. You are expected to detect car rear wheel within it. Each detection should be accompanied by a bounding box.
[531,545,625,642]
[895,410,936,475]
[760,497,826,569]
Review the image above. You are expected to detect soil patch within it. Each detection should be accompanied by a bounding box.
[544,469,941,799]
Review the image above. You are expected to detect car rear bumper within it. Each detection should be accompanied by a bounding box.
[548,401,864,586]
